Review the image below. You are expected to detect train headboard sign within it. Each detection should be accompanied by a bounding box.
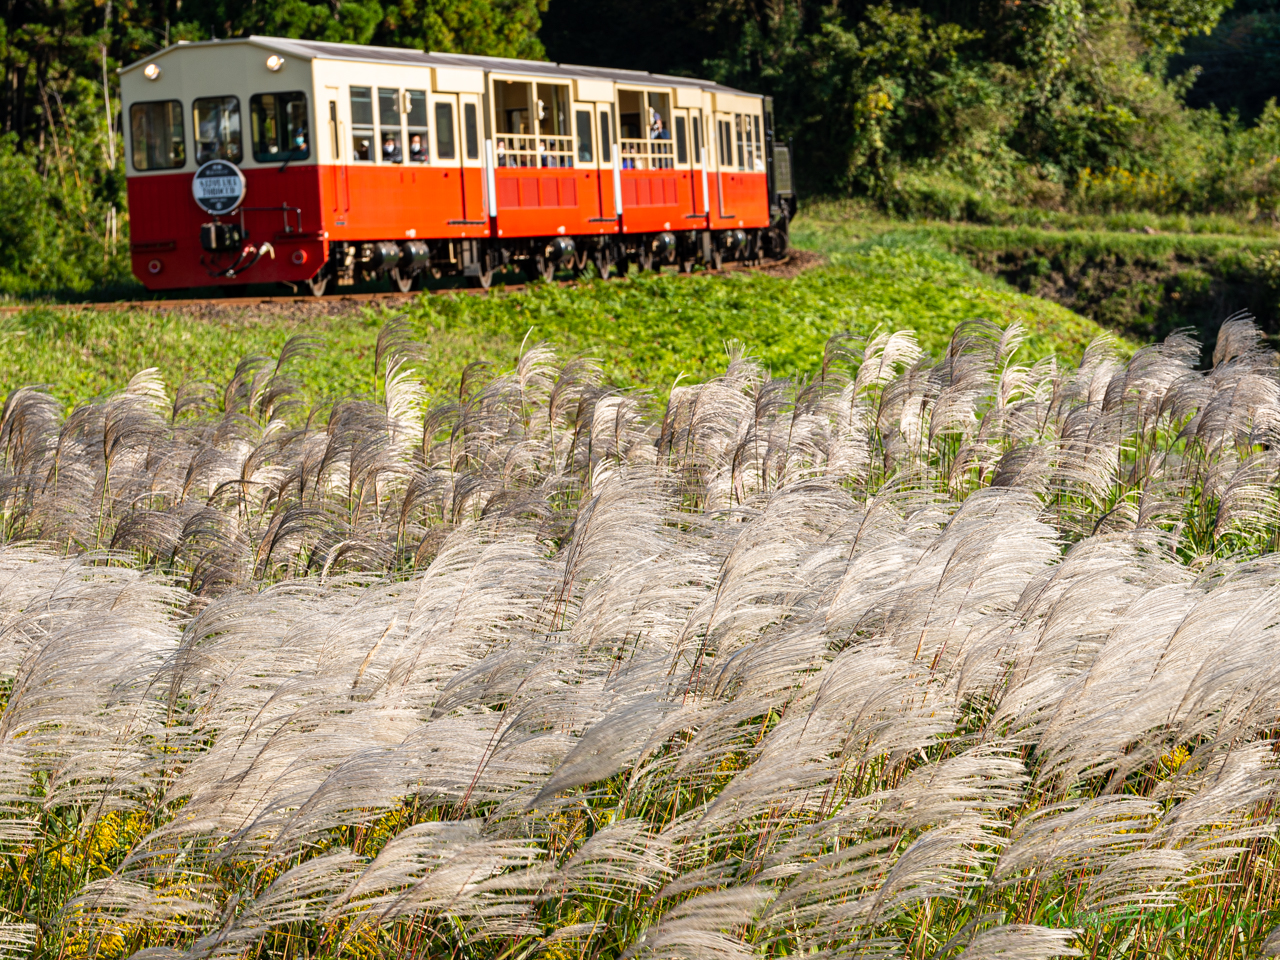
[192,161,246,215]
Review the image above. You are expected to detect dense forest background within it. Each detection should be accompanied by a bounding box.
[3,0,1280,293]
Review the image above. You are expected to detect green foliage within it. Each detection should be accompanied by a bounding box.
[0,237,1119,408]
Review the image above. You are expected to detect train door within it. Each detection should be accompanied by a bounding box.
[690,109,709,218]
[597,103,617,221]
[714,110,737,222]
[430,92,465,223]
[572,101,609,224]
[672,107,696,220]
[458,93,486,224]
[325,86,349,217]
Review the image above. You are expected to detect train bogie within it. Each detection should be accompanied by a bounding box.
[119,37,795,294]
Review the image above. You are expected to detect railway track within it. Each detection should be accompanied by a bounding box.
[0,256,793,316]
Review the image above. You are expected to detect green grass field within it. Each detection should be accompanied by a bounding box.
[0,226,1122,409]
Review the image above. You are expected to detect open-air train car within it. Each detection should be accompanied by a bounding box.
[119,36,795,294]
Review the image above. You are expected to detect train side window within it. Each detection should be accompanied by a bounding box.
[130,99,185,170]
[193,96,242,164]
[718,118,732,167]
[752,114,764,171]
[536,83,572,167]
[494,80,533,167]
[249,92,309,163]
[350,86,373,162]
[575,109,593,163]
[328,101,339,160]
[464,102,479,159]
[378,88,402,163]
[598,110,612,163]
[435,101,456,160]
[734,113,745,170]
[742,113,754,172]
[406,89,428,163]
[691,111,701,162]
[674,115,687,164]
[646,91,672,169]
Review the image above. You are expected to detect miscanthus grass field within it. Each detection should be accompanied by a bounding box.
[3,238,1280,959]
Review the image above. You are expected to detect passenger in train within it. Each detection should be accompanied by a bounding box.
[293,129,308,154]
[409,134,426,162]
[382,133,402,163]
[649,108,668,140]
[496,139,507,167]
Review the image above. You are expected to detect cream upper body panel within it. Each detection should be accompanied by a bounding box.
[120,36,765,176]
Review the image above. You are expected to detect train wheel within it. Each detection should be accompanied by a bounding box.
[306,271,329,297]
[390,267,415,294]
[592,250,614,279]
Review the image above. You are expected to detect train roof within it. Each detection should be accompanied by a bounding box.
[119,35,761,99]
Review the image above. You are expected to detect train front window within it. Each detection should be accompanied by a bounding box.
[193,96,242,164]
[406,90,428,163]
[130,100,185,171]
[350,86,373,162]
[249,92,309,163]
[575,109,593,163]
[378,88,402,163]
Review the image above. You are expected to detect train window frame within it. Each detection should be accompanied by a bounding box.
[434,100,456,161]
[350,86,374,162]
[674,114,688,165]
[249,91,310,164]
[575,108,593,164]
[492,77,535,168]
[598,109,612,164]
[617,86,673,170]
[535,82,573,168]
[406,89,429,163]
[129,99,186,171]
[193,95,243,165]
[463,101,480,160]
[378,87,403,164]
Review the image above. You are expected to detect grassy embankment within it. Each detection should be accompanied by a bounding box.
[798,201,1280,350]
[0,230,1117,407]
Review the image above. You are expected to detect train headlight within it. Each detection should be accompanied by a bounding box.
[143,63,162,81]
[266,55,285,72]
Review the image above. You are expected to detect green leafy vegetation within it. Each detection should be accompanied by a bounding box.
[0,237,1119,408]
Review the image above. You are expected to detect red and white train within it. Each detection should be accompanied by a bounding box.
[119,36,796,294]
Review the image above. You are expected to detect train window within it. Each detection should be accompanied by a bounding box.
[193,96,242,164]
[691,111,701,162]
[494,80,533,167]
[406,90,428,163]
[717,119,732,167]
[734,114,745,170]
[130,100,185,171]
[435,102,455,160]
[536,83,572,168]
[647,92,673,169]
[249,92,309,163]
[378,88,402,163]
[464,102,479,160]
[752,114,764,171]
[328,101,339,160]
[598,111,612,163]
[350,86,373,162]
[674,115,687,165]
[575,109,593,164]
[742,114,753,172]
